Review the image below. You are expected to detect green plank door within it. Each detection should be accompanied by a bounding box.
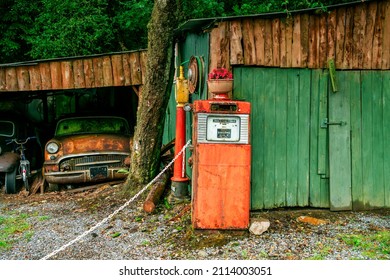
[328,71,353,210]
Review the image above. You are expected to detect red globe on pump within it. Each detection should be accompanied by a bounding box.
[191,99,251,229]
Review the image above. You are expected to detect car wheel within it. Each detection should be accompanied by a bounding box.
[5,167,17,194]
[48,183,59,192]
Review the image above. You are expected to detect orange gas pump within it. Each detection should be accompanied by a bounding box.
[191,99,251,229]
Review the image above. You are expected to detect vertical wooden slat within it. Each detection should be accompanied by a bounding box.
[61,61,74,89]
[274,69,287,207]
[363,2,377,69]
[292,14,301,67]
[372,1,383,69]
[16,66,30,91]
[72,59,86,89]
[352,4,366,69]
[210,21,230,70]
[140,51,147,85]
[129,52,142,85]
[319,14,328,69]
[264,19,273,66]
[39,62,52,90]
[0,68,6,90]
[242,19,256,65]
[102,57,113,87]
[300,14,309,68]
[285,17,293,68]
[111,54,125,86]
[29,65,41,91]
[335,7,346,68]
[253,19,265,66]
[92,57,104,87]
[382,1,390,69]
[272,18,280,67]
[50,62,62,90]
[327,10,337,63]
[6,67,18,91]
[83,59,95,88]
[122,53,132,86]
[279,18,287,67]
[383,72,390,207]
[343,7,354,69]
[229,20,243,66]
[308,15,319,68]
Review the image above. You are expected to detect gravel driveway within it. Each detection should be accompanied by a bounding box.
[1,183,389,260]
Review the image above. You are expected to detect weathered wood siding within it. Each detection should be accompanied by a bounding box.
[210,0,390,71]
[0,51,147,92]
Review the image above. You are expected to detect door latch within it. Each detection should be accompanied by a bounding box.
[321,118,347,128]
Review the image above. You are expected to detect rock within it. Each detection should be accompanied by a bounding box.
[296,216,327,225]
[249,218,270,235]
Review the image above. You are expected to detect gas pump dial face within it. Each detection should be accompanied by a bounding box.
[206,116,240,142]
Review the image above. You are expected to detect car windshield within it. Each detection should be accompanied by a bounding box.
[55,117,130,136]
[0,121,15,137]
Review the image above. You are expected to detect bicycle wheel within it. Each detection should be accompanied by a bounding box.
[5,167,17,194]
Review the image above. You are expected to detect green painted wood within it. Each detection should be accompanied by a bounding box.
[329,71,352,211]
[383,73,390,208]
[317,71,329,176]
[297,69,311,206]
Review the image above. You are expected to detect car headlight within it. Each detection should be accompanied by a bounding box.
[46,142,59,154]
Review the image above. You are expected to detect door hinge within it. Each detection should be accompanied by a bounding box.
[321,118,347,128]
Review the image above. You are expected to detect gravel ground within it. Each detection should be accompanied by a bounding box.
[0,183,389,260]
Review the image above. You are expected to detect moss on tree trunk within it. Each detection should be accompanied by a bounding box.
[123,0,178,195]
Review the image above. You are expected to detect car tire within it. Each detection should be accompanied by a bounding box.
[5,167,17,194]
[48,183,59,192]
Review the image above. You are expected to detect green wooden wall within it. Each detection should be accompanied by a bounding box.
[234,67,390,210]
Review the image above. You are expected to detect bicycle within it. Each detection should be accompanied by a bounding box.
[6,136,36,192]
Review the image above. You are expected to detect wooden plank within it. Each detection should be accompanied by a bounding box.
[272,18,280,66]
[29,65,41,90]
[349,71,363,209]
[292,14,301,68]
[300,14,309,67]
[253,19,265,65]
[50,61,62,89]
[327,10,337,63]
[329,71,352,210]
[5,67,18,91]
[372,1,383,69]
[102,56,113,87]
[209,21,230,70]
[83,59,95,88]
[72,59,85,89]
[0,67,6,90]
[279,18,287,67]
[229,20,244,65]
[335,7,346,68]
[264,19,273,66]
[297,69,310,206]
[122,53,132,86]
[111,54,125,86]
[383,72,390,207]
[129,52,142,85]
[381,1,390,69]
[343,7,354,69]
[319,14,328,69]
[285,17,293,68]
[39,62,52,90]
[242,19,256,65]
[352,4,366,69]
[286,69,299,205]
[140,51,147,85]
[16,66,30,91]
[61,61,74,89]
[363,2,377,69]
[263,68,276,208]
[274,69,287,207]
[92,57,104,87]
[317,71,328,176]
[308,15,319,68]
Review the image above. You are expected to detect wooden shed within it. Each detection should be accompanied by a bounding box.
[164,0,390,210]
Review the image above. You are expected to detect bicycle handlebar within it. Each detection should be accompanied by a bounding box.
[6,136,36,145]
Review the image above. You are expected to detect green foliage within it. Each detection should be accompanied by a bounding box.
[0,212,32,250]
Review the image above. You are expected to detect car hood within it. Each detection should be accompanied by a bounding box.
[52,134,130,155]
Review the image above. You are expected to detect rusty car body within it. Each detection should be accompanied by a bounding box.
[43,116,131,189]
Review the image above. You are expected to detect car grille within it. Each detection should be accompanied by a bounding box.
[60,154,127,171]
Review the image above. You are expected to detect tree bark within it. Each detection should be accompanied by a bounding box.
[123,0,178,195]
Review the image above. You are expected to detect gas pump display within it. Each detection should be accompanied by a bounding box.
[191,100,251,230]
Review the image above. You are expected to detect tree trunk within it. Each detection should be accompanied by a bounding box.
[123,0,178,195]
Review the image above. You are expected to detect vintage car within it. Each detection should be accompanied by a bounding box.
[0,117,42,194]
[43,116,131,190]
